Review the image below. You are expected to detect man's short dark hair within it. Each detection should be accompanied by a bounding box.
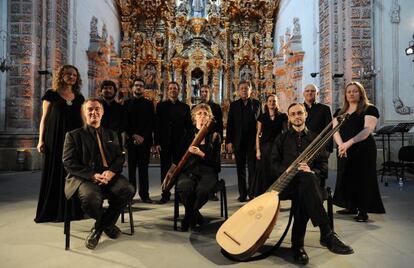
[168,81,180,90]
[132,78,145,88]
[82,97,104,109]
[100,80,117,93]
[238,80,251,89]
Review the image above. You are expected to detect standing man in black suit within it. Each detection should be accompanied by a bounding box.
[303,84,332,186]
[63,98,134,250]
[199,84,223,139]
[198,84,223,201]
[124,78,155,203]
[155,81,192,204]
[225,81,261,202]
[99,80,124,134]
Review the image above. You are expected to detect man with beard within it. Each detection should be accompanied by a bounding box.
[303,84,332,187]
[99,80,125,137]
[155,81,192,204]
[124,78,155,203]
[270,103,353,265]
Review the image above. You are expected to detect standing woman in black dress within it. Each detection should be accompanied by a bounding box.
[333,81,385,222]
[251,94,287,197]
[35,65,85,222]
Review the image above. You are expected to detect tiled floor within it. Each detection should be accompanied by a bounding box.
[0,168,413,268]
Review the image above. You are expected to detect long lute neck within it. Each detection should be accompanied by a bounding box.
[268,114,348,193]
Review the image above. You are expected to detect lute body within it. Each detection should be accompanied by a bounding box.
[216,113,349,261]
[216,191,280,260]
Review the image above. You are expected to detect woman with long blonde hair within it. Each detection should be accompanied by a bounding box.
[35,65,85,222]
[332,81,385,222]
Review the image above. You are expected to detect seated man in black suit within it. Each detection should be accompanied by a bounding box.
[63,98,135,250]
[271,103,353,265]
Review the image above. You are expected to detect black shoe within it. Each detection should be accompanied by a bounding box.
[141,197,153,204]
[336,208,357,215]
[85,228,102,250]
[157,196,170,204]
[237,196,247,202]
[195,210,205,226]
[292,247,309,265]
[320,232,354,255]
[208,193,219,201]
[103,225,121,239]
[354,212,368,222]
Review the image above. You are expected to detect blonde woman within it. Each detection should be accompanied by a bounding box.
[175,103,221,231]
[35,65,85,222]
[333,81,385,222]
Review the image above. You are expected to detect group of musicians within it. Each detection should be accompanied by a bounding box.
[56,76,387,264]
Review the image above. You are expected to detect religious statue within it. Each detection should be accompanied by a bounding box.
[143,64,157,90]
[293,17,301,35]
[191,0,205,18]
[390,0,400,24]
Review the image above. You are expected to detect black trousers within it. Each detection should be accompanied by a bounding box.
[176,166,217,217]
[234,140,256,199]
[77,175,135,230]
[128,143,151,199]
[160,144,181,199]
[279,172,330,247]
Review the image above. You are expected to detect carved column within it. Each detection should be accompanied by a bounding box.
[186,67,192,105]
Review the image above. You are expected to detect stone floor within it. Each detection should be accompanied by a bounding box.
[0,167,413,268]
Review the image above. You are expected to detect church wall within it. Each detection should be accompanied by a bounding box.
[0,0,121,170]
[273,0,320,106]
[69,0,121,97]
[374,0,414,124]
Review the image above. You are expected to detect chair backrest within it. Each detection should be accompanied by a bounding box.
[398,146,414,162]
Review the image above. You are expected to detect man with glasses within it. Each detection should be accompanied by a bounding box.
[270,103,353,265]
[124,78,155,203]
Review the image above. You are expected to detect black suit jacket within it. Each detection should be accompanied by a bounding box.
[225,98,262,149]
[154,99,192,148]
[124,96,155,146]
[304,102,333,153]
[62,126,125,199]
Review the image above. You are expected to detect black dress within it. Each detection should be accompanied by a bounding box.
[333,105,385,213]
[35,90,85,222]
[251,112,287,197]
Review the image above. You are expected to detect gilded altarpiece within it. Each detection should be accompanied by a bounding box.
[116,0,280,110]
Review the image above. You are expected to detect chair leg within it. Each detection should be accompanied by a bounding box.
[128,201,134,235]
[174,190,179,231]
[64,198,71,250]
[326,187,334,232]
[121,207,125,223]
[220,188,224,217]
[222,184,228,219]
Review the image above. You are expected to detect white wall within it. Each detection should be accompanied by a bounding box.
[273,0,320,102]
[68,0,121,97]
[374,0,414,123]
